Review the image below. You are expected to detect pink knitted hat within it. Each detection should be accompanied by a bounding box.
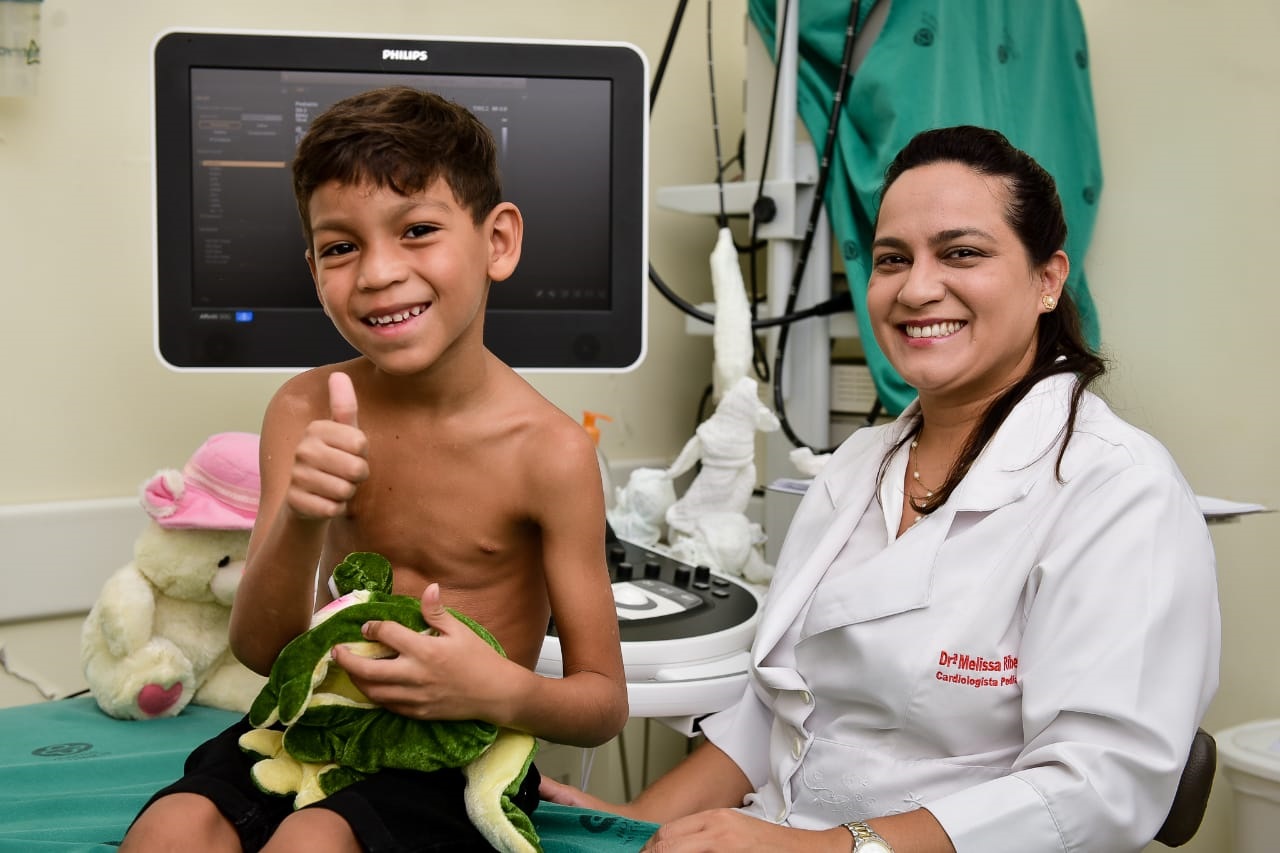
[140,432,261,530]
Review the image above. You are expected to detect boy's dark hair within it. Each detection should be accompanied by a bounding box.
[291,86,502,245]
[875,125,1107,514]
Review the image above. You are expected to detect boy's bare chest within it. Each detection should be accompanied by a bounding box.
[337,433,534,577]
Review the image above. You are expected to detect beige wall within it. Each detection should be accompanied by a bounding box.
[1,1,1277,850]
[0,0,737,503]
[1078,2,1280,850]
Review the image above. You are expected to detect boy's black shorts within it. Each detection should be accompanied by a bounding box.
[134,716,541,853]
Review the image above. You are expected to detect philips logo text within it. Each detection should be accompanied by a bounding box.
[382,49,429,62]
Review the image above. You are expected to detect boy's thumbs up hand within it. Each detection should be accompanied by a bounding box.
[287,371,370,520]
[328,370,360,429]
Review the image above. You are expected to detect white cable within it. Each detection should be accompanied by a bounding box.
[579,745,597,791]
[0,643,61,700]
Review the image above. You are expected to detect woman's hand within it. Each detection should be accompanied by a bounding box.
[537,778,851,851]
[540,738,762,831]
[640,809,853,852]
[539,776,635,816]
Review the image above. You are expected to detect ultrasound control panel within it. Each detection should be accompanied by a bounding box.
[547,534,760,644]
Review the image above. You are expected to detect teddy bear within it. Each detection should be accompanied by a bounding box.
[238,551,541,853]
[80,432,267,720]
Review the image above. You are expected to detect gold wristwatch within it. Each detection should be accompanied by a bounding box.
[843,820,894,852]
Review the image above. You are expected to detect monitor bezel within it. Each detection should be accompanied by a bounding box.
[152,28,648,373]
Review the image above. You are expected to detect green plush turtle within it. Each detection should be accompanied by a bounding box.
[238,551,541,853]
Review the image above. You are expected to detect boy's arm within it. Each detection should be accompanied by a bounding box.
[509,425,627,744]
[230,370,369,674]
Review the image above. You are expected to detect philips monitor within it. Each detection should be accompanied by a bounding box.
[152,29,648,371]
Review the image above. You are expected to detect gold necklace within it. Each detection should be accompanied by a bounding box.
[909,439,940,499]
[906,438,942,528]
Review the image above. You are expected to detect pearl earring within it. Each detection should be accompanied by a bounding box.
[1042,294,1057,311]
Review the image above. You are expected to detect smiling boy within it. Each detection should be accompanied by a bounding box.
[122,86,627,853]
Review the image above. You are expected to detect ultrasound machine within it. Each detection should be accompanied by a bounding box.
[153,29,763,730]
[538,524,760,729]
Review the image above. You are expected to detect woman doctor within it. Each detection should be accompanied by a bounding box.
[541,125,1220,853]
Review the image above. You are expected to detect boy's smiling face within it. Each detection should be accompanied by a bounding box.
[305,177,521,377]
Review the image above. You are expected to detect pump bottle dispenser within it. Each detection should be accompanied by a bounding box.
[582,411,615,511]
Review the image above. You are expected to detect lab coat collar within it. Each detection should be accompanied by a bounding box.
[752,373,1078,672]
[753,436,887,679]
[956,374,1075,511]
[906,373,1075,514]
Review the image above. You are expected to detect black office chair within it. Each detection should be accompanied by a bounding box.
[1154,728,1217,847]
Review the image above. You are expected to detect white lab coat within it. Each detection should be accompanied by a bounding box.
[700,374,1220,853]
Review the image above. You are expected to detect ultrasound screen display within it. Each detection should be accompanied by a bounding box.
[188,68,612,312]
[153,31,646,371]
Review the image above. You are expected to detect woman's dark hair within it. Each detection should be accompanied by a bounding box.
[876,126,1107,515]
[291,86,502,248]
